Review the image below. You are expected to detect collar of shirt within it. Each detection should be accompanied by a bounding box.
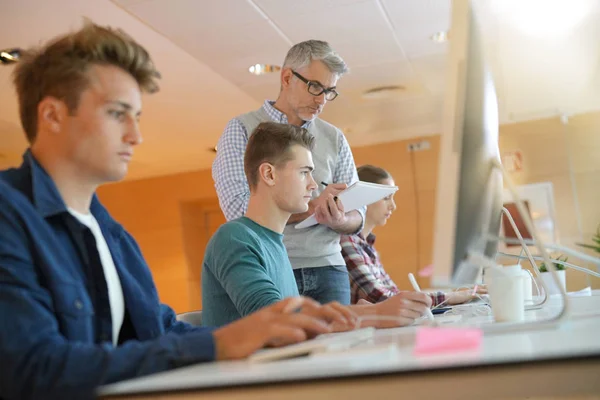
[19,149,123,236]
[263,100,312,129]
[355,232,377,247]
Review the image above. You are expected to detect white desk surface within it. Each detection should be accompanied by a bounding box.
[99,292,600,399]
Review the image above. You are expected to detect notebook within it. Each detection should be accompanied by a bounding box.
[295,181,399,229]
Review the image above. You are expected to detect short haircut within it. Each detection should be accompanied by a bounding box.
[12,22,161,143]
[244,122,315,190]
[357,165,392,184]
[283,40,348,76]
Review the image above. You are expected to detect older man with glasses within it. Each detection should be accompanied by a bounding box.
[212,40,364,306]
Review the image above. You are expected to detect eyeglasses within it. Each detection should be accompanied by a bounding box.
[292,71,339,101]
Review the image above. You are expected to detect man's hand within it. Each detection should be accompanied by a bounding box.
[464,284,487,295]
[212,297,355,360]
[446,284,488,305]
[312,184,364,233]
[312,184,350,230]
[365,291,432,328]
[304,301,358,332]
[314,194,348,230]
[445,290,476,305]
[287,183,347,225]
[312,183,347,211]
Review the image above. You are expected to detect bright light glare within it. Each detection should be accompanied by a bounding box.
[1,52,16,61]
[492,0,592,36]
[248,64,263,75]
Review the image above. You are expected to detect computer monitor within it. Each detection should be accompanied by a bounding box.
[432,0,503,287]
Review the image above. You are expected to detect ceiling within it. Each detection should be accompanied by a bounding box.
[1,0,599,180]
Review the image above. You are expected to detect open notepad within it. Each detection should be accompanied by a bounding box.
[295,181,399,229]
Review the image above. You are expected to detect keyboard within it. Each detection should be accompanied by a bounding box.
[248,327,376,363]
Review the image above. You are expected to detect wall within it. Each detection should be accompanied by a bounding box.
[351,136,440,291]
[498,112,600,290]
[97,170,224,313]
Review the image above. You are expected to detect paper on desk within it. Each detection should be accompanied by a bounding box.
[569,287,592,297]
[549,286,592,298]
[295,181,398,229]
[414,327,483,356]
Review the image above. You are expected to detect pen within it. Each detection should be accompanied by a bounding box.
[408,273,435,323]
[321,182,337,202]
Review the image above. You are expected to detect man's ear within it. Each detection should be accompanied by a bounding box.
[258,162,277,187]
[281,68,294,89]
[38,96,67,134]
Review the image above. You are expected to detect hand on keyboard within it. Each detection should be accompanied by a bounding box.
[213,297,343,360]
[301,301,358,332]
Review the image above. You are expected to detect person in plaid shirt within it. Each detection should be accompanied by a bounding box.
[341,165,486,306]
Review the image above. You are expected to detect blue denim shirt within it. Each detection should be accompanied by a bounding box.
[0,151,215,400]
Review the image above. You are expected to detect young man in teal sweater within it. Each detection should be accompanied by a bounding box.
[202,122,433,328]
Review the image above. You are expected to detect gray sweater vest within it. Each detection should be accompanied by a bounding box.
[237,108,346,269]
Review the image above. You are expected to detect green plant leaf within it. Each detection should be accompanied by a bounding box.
[577,243,600,252]
[538,263,547,273]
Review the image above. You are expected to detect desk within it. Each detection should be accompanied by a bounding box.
[99,294,600,399]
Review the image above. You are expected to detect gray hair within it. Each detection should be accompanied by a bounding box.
[282,40,348,76]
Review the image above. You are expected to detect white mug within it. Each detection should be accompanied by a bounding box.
[487,266,525,322]
[486,265,532,301]
[521,270,533,301]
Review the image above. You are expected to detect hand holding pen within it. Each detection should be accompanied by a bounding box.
[312,181,348,229]
[408,273,436,324]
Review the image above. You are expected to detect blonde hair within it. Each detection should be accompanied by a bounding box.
[12,22,161,143]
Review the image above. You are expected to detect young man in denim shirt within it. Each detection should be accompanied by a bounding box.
[0,23,350,400]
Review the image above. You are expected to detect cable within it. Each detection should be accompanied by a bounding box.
[491,237,600,267]
[499,207,547,304]
[408,145,422,282]
[497,252,600,278]
[500,207,541,277]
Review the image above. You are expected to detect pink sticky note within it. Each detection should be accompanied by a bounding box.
[414,327,483,356]
[418,264,434,277]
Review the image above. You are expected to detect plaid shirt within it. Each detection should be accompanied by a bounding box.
[341,233,446,306]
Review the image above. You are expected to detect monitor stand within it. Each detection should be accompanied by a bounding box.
[499,206,547,310]
[463,160,570,334]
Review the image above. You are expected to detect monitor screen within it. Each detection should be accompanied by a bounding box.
[432,0,503,287]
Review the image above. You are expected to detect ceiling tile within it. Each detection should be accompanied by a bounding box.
[124,0,266,37]
[329,36,407,68]
[174,21,290,64]
[275,1,395,48]
[410,54,447,95]
[382,0,450,57]
[340,61,414,92]
[112,0,151,7]
[254,0,372,19]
